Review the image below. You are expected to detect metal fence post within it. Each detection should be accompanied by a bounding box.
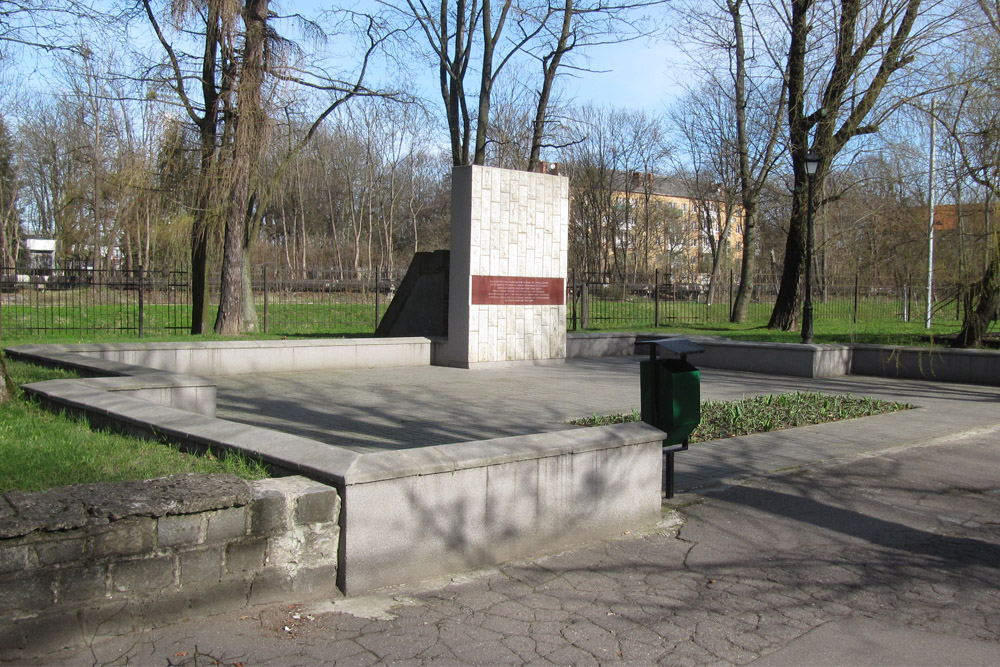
[138,265,145,339]
[374,266,381,333]
[570,269,577,331]
[654,268,660,328]
[581,280,589,330]
[853,271,860,324]
[262,268,269,335]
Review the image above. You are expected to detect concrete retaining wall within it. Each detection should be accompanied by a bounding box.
[657,338,854,378]
[568,332,637,358]
[13,332,994,616]
[675,337,999,385]
[339,422,664,593]
[850,344,1000,385]
[9,337,432,376]
[0,474,340,660]
[9,340,666,596]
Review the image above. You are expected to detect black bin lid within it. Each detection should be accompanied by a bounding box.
[647,338,705,360]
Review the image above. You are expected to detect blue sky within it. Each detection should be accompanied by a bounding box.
[546,36,686,114]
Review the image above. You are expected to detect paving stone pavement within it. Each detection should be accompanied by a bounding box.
[28,426,1000,666]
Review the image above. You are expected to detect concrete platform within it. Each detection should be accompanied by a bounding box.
[10,337,1000,595]
[211,356,1000,494]
[9,340,665,595]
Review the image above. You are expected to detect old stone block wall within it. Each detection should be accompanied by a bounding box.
[0,474,340,660]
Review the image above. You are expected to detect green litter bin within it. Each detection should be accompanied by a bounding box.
[640,338,704,498]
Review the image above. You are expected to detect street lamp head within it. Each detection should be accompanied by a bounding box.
[804,152,820,176]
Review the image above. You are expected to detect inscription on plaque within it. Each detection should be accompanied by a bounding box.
[471,275,565,306]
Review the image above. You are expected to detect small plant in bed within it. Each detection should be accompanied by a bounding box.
[569,392,912,443]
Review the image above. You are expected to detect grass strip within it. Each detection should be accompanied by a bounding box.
[0,359,270,493]
[569,391,912,443]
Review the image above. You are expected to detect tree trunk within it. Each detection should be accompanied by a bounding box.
[953,254,1000,348]
[240,259,257,332]
[190,215,211,334]
[527,0,572,172]
[769,0,811,331]
[184,0,226,335]
[214,0,268,335]
[706,204,735,306]
[731,203,758,322]
[0,354,14,405]
[241,187,263,331]
[768,175,809,330]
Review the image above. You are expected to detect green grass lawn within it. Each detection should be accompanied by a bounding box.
[1,295,386,339]
[4,285,982,345]
[569,297,967,347]
[0,358,269,493]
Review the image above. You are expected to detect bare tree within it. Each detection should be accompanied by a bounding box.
[668,0,788,318]
[19,97,95,259]
[0,0,109,401]
[141,0,238,333]
[936,0,1000,346]
[391,0,664,168]
[724,0,785,321]
[212,0,269,335]
[142,1,397,333]
[670,84,744,305]
[561,105,670,280]
[0,114,20,269]
[0,0,103,58]
[392,0,550,166]
[523,0,666,171]
[0,119,16,404]
[766,0,955,330]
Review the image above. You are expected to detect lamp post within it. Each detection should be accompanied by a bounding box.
[801,152,820,344]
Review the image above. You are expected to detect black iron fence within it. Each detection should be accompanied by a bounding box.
[0,265,969,340]
[567,270,968,331]
[0,266,402,339]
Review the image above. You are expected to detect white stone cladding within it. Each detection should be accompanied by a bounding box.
[447,165,569,367]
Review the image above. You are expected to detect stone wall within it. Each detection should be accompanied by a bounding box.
[0,474,340,660]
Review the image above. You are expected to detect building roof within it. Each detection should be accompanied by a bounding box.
[611,172,727,201]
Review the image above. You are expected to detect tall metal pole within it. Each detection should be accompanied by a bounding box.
[801,171,815,344]
[926,98,936,330]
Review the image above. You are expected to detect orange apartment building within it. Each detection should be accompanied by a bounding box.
[607,171,744,286]
[533,162,745,286]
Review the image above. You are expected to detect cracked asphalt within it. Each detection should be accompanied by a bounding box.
[30,426,1000,666]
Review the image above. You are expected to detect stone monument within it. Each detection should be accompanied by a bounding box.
[445,165,569,368]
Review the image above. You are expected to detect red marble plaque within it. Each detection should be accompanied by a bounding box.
[471,275,565,306]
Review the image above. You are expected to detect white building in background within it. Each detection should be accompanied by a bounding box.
[24,239,56,275]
